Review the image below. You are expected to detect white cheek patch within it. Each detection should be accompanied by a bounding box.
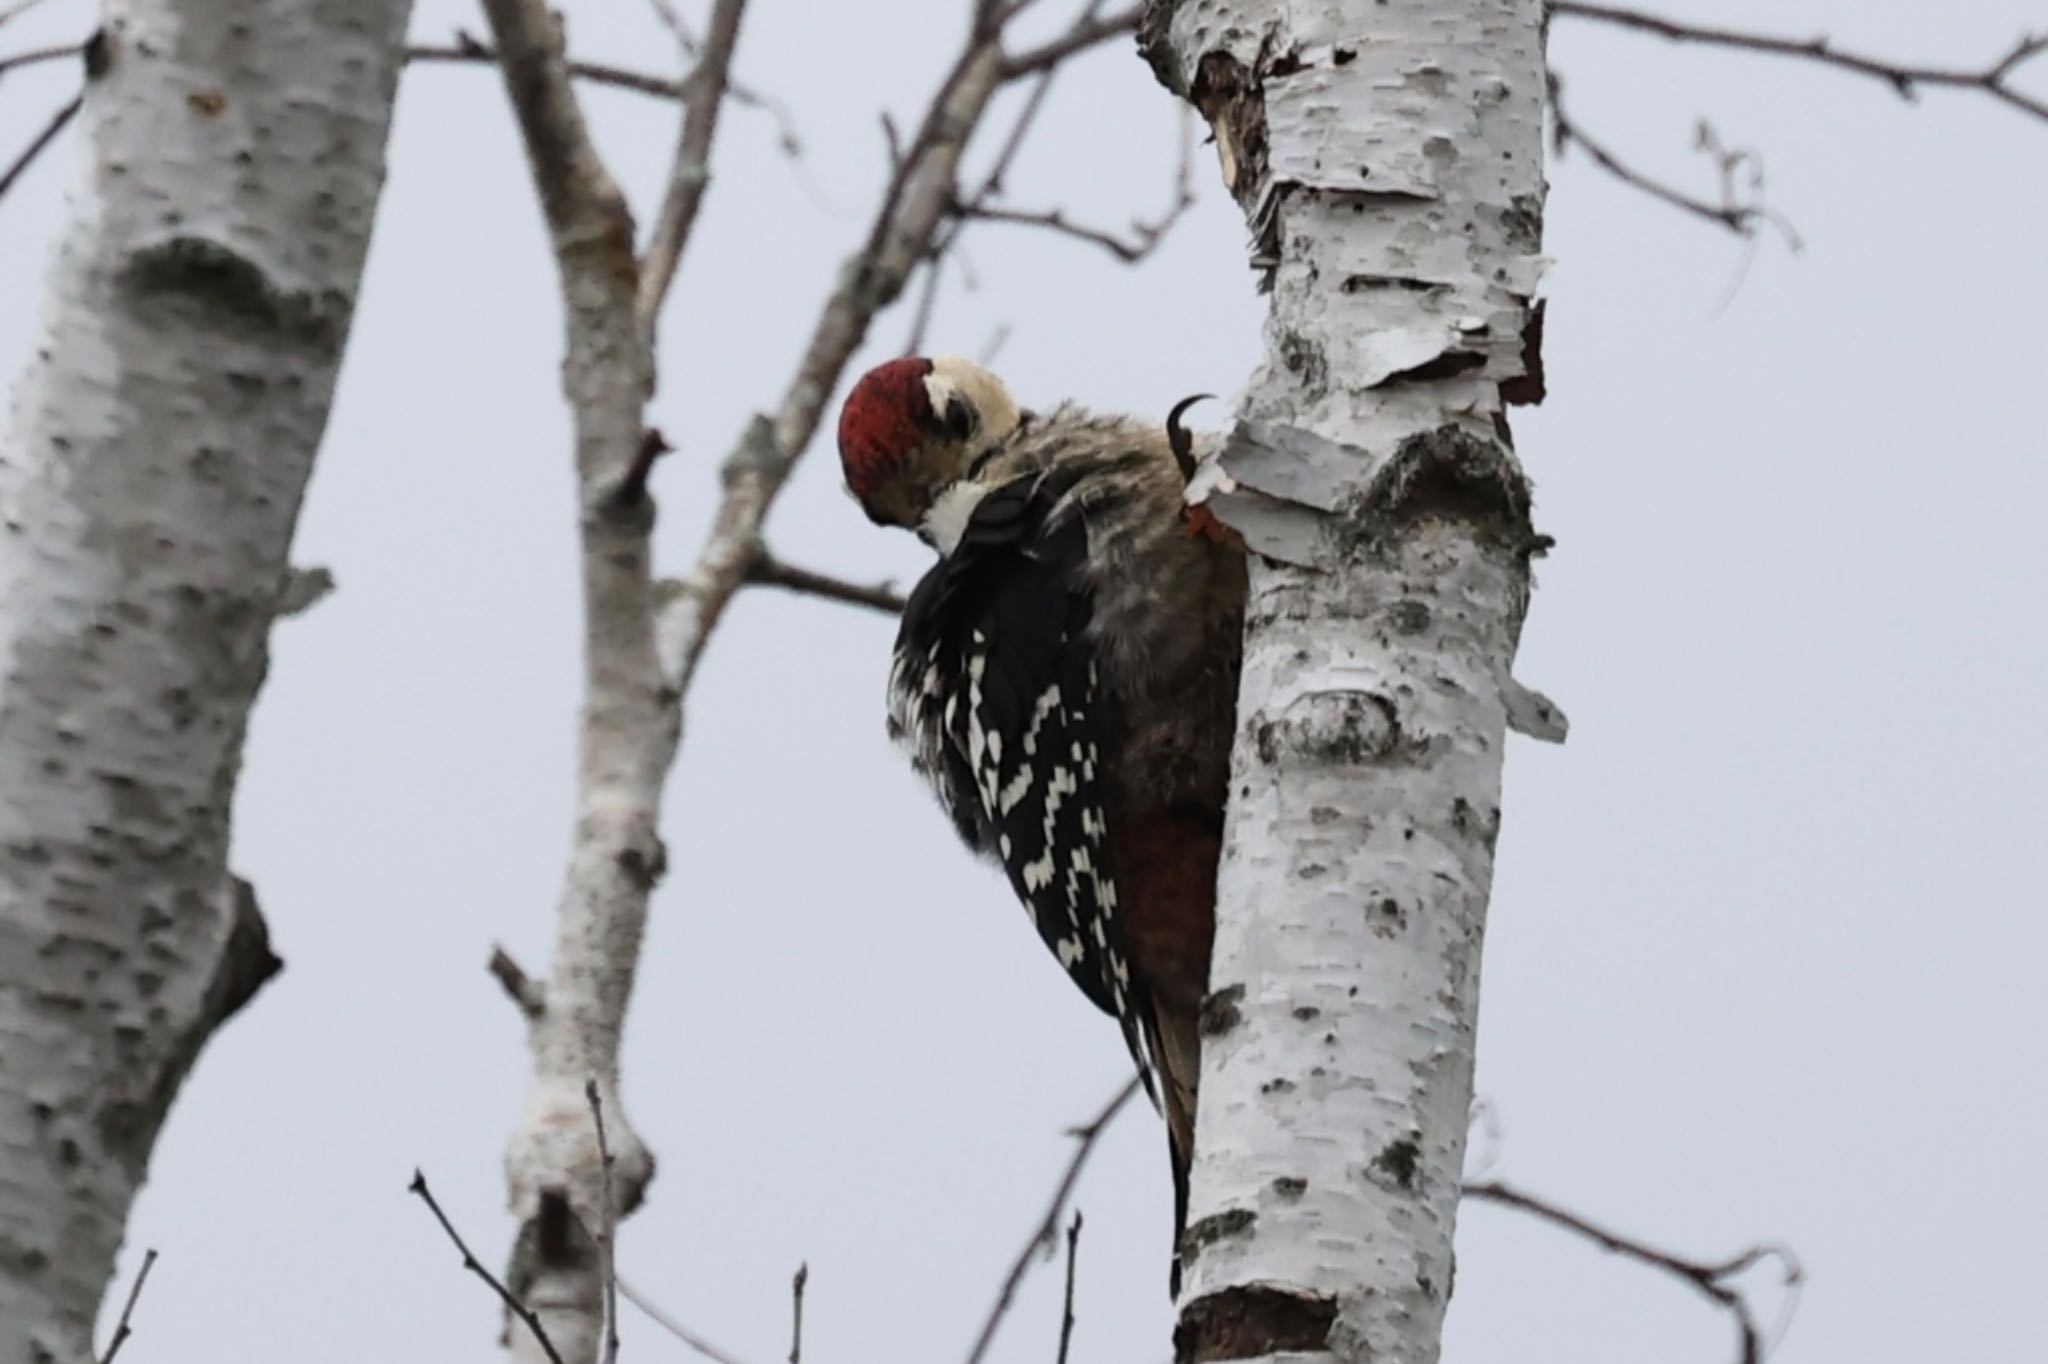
[923,371,962,424]
[922,481,989,557]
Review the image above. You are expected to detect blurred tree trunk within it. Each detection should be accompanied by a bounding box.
[0,3,411,1358]
[1140,1,1557,1360]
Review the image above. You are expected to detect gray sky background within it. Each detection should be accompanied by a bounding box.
[3,1,2044,1361]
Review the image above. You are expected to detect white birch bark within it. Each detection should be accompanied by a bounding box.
[0,3,411,1360]
[1141,2,1558,1360]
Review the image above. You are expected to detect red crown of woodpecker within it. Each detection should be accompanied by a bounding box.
[838,357,940,506]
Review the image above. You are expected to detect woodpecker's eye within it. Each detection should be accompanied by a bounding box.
[943,394,977,442]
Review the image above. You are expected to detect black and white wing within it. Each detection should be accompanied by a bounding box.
[887,475,1152,1089]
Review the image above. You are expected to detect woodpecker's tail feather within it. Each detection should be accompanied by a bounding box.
[1150,995,1201,1297]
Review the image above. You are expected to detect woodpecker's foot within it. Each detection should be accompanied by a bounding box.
[1166,393,1213,483]
[1182,503,1243,549]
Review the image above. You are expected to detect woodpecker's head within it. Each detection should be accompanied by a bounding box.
[838,356,1023,532]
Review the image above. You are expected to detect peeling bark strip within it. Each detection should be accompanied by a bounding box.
[1145,2,1555,1362]
[0,3,412,1360]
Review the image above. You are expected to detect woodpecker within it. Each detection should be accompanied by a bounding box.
[838,356,1244,1287]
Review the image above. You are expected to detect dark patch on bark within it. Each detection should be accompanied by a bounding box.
[1501,298,1547,406]
[1183,1206,1256,1255]
[1341,272,1444,294]
[1271,1175,1307,1199]
[97,876,281,1177]
[1136,1,1188,93]
[1200,982,1246,1037]
[1191,52,1267,208]
[1356,425,1532,544]
[83,27,111,79]
[1388,348,1488,385]
[1275,330,1329,393]
[1371,1134,1422,1191]
[1390,598,1431,634]
[616,831,668,891]
[1254,691,1398,767]
[120,238,352,346]
[1176,1285,1337,1363]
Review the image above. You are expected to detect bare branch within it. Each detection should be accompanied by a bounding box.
[962,1078,1141,1364]
[476,5,632,244]
[609,426,676,505]
[879,111,906,178]
[618,1276,759,1364]
[787,1263,808,1364]
[1548,72,1799,247]
[955,99,1194,264]
[97,1248,158,1364]
[418,30,809,161]
[0,91,77,205]
[0,0,58,27]
[748,554,905,615]
[0,39,74,78]
[1000,3,1143,79]
[1551,4,2048,124]
[586,1082,621,1364]
[488,945,547,1020]
[645,0,697,50]
[655,28,1013,693]
[408,35,682,101]
[410,1171,566,1364]
[977,322,1012,367]
[1054,1212,1082,1364]
[637,0,749,343]
[1466,1180,1804,1364]
[477,6,661,1363]
[901,253,947,355]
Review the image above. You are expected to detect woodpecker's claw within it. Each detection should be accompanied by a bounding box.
[1165,393,1214,483]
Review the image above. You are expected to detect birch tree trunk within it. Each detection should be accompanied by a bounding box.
[0,4,410,1359]
[1140,2,1556,1360]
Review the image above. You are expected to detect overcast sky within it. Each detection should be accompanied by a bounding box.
[3,1,2044,1361]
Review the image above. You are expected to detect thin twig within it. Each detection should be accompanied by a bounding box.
[611,427,676,506]
[963,1077,1141,1364]
[488,945,547,1020]
[645,0,697,50]
[619,1276,759,1364]
[586,1081,622,1364]
[0,0,57,27]
[0,90,75,204]
[1000,3,1142,78]
[409,38,683,100]
[654,24,1022,695]
[1548,72,1799,247]
[1551,3,2048,124]
[747,554,905,615]
[977,322,1012,367]
[98,1247,158,1364]
[1466,1180,1804,1364]
[0,39,73,77]
[901,253,946,355]
[1055,1212,1082,1364]
[788,1263,808,1364]
[955,100,1195,262]
[637,0,748,342]
[917,2,1184,341]
[410,1171,567,1364]
[416,30,811,162]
